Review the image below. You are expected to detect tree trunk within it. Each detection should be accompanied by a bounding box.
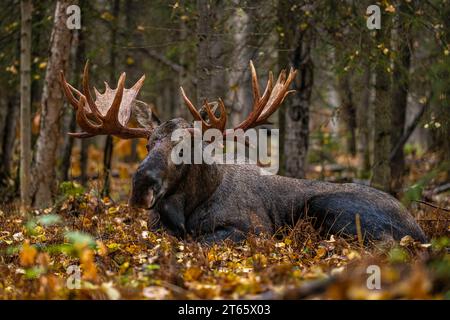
[31,0,76,208]
[125,0,139,162]
[20,0,32,208]
[278,0,314,179]
[357,63,372,177]
[337,73,357,156]
[390,1,412,194]
[371,12,391,192]
[227,2,254,127]
[196,0,226,106]
[0,96,19,184]
[60,28,82,182]
[284,28,313,179]
[80,139,88,186]
[102,0,120,197]
[439,4,450,181]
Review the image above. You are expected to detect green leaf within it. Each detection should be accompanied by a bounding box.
[37,214,61,226]
[388,247,409,264]
[24,266,45,279]
[146,264,160,271]
[64,231,96,248]
[59,181,85,198]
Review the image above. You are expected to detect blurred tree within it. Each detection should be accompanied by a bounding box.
[102,0,120,197]
[227,1,254,126]
[0,2,20,197]
[31,0,77,207]
[196,0,227,106]
[435,1,450,181]
[337,70,357,156]
[390,0,413,194]
[371,6,392,192]
[278,0,314,178]
[20,0,32,208]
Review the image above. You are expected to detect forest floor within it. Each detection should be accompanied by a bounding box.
[0,147,448,299]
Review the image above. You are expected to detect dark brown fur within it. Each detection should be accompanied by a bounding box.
[129,118,427,244]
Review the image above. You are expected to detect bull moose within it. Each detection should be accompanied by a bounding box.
[60,61,427,245]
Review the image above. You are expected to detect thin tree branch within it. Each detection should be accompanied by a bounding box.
[138,47,198,85]
[389,91,433,162]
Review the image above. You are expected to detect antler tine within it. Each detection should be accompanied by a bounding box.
[131,74,146,92]
[256,71,273,113]
[255,67,297,126]
[82,61,103,121]
[182,61,295,136]
[231,62,281,132]
[202,98,215,123]
[75,95,102,133]
[250,60,260,110]
[180,86,203,122]
[60,71,81,110]
[68,132,95,138]
[203,98,228,132]
[180,87,228,132]
[105,72,126,127]
[215,98,227,132]
[60,61,153,139]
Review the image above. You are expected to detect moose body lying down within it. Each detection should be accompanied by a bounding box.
[60,62,427,245]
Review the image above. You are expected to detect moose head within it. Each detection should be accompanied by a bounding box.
[60,62,297,213]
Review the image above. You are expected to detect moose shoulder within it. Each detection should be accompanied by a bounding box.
[60,61,427,245]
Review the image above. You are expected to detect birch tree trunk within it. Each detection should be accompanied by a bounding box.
[20,0,32,208]
[31,0,76,207]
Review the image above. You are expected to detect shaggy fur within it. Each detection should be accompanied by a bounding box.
[129,118,427,244]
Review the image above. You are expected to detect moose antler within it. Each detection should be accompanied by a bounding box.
[60,61,152,139]
[180,87,228,132]
[180,61,297,135]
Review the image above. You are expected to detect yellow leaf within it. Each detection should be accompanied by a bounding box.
[184,267,203,281]
[106,242,120,252]
[314,247,327,260]
[96,240,108,256]
[119,261,130,274]
[80,248,97,281]
[385,5,396,13]
[19,241,37,267]
[101,11,115,22]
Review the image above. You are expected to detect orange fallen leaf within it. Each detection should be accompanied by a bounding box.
[19,241,37,267]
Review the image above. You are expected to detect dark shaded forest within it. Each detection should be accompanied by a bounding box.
[0,0,448,300]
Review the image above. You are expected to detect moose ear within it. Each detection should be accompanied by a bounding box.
[132,100,161,129]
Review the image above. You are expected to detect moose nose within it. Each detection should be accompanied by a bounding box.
[129,166,164,209]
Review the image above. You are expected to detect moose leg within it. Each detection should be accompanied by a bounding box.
[157,194,186,238]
